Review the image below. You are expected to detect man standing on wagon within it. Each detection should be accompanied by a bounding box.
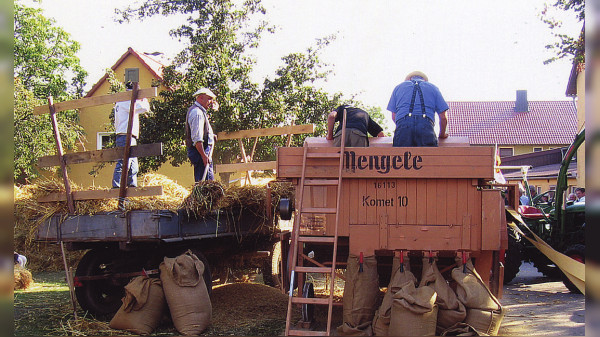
[186,88,219,182]
[112,81,151,188]
[387,71,449,147]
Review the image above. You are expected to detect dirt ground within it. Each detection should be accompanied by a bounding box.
[14,262,586,336]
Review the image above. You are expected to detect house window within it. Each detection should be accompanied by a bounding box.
[125,68,139,83]
[498,147,514,157]
[533,147,543,152]
[97,132,114,150]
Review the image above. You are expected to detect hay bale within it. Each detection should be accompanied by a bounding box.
[14,265,33,290]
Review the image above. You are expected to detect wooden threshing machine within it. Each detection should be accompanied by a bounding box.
[276,135,508,335]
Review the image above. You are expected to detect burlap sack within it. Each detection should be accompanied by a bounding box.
[337,255,380,336]
[440,322,486,336]
[452,259,503,336]
[336,321,374,336]
[109,276,166,335]
[419,257,466,334]
[372,256,417,336]
[160,250,211,335]
[389,281,438,336]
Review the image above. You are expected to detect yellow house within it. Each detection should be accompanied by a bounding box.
[69,47,197,189]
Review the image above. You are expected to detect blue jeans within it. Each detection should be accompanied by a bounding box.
[112,135,138,188]
[187,144,214,182]
[393,115,438,147]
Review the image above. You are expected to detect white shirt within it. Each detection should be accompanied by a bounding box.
[114,97,150,137]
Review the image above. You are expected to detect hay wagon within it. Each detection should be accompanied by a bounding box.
[275,136,508,335]
[36,206,283,316]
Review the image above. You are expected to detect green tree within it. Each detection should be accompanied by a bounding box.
[541,0,584,64]
[117,0,347,174]
[14,78,84,184]
[14,1,88,100]
[13,1,87,184]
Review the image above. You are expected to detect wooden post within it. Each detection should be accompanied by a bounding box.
[286,120,295,147]
[48,96,75,214]
[60,241,78,319]
[118,82,139,210]
[238,139,252,185]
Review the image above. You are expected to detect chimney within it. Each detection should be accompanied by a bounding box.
[515,90,528,112]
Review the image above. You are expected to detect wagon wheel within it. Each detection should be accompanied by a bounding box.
[263,242,282,288]
[75,248,141,317]
[503,232,523,284]
[301,282,315,322]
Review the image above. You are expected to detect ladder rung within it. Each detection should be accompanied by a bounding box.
[306,152,340,159]
[301,207,337,214]
[298,236,336,243]
[295,266,333,274]
[288,328,328,336]
[304,179,339,186]
[291,296,331,305]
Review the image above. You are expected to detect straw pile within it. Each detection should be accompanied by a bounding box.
[14,265,33,290]
[14,174,295,272]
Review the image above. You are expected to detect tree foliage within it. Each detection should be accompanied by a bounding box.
[13,1,87,184]
[14,79,84,184]
[116,0,349,174]
[540,0,585,64]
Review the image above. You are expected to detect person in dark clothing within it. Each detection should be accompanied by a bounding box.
[326,104,385,147]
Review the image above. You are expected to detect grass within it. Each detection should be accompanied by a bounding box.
[13,270,312,336]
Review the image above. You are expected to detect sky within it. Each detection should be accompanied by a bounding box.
[27,0,582,113]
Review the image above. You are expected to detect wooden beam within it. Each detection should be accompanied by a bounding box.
[37,186,163,202]
[216,124,314,140]
[33,87,158,115]
[216,161,277,173]
[118,83,140,210]
[47,96,75,213]
[38,143,163,168]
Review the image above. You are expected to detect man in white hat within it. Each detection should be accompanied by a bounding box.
[186,88,219,181]
[387,71,449,147]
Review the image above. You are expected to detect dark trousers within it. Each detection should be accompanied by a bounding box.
[187,144,214,182]
[393,115,438,147]
[112,135,138,188]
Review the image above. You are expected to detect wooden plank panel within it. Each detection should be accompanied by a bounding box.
[349,179,359,225]
[394,179,406,226]
[406,179,417,225]
[436,179,448,226]
[469,183,482,251]
[216,124,314,140]
[37,186,163,202]
[457,180,470,250]
[33,87,158,115]
[426,179,437,225]
[38,143,163,167]
[481,190,503,250]
[366,179,377,225]
[216,161,276,173]
[358,179,367,224]
[340,180,350,236]
[416,179,427,225]
[446,179,458,225]
[388,224,463,251]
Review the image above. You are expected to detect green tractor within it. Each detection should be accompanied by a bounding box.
[503,128,585,293]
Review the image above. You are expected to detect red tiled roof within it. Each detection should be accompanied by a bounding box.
[447,101,577,145]
[85,47,165,97]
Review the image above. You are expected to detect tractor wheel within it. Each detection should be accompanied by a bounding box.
[561,244,585,294]
[503,234,523,284]
[533,257,562,279]
[74,248,133,317]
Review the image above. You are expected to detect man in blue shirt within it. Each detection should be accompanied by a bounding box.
[186,88,219,182]
[387,71,449,147]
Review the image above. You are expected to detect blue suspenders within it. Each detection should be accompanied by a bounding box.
[408,80,426,118]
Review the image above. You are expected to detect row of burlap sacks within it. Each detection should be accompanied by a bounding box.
[337,255,504,336]
[109,250,212,335]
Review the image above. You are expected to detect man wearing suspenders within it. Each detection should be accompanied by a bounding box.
[186,88,219,182]
[387,71,449,147]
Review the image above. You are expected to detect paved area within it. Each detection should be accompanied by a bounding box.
[498,262,585,336]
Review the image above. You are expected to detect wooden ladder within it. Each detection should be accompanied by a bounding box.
[285,110,348,336]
